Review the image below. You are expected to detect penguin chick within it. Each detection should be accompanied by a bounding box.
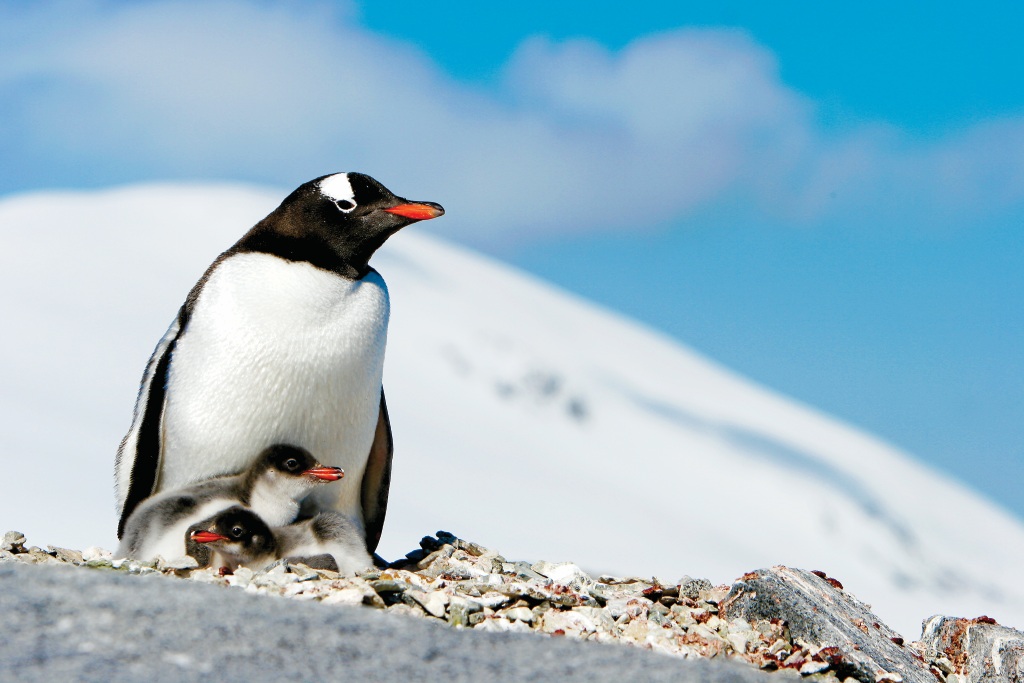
[186,506,276,570]
[252,512,373,575]
[117,444,343,562]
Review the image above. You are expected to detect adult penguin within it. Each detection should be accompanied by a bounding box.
[115,172,444,554]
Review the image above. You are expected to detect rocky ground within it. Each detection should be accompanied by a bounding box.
[3,529,1022,682]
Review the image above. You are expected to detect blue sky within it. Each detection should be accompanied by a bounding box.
[1,0,1022,519]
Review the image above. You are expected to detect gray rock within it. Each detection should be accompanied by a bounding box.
[920,615,1024,683]
[156,556,200,571]
[407,589,449,619]
[506,561,546,582]
[448,596,484,627]
[2,531,26,553]
[722,567,931,683]
[47,546,84,565]
[81,546,112,563]
[0,562,779,683]
[681,576,714,600]
[371,579,411,594]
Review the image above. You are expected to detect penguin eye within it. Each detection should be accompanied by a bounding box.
[231,525,245,539]
[335,199,356,213]
[284,458,300,471]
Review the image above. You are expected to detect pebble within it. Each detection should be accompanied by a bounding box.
[157,556,200,571]
[1,531,25,553]
[408,589,448,618]
[875,673,903,683]
[800,661,830,675]
[679,577,714,600]
[504,606,534,623]
[321,587,369,606]
[82,546,112,563]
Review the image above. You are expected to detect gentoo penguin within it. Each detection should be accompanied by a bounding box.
[115,173,444,553]
[261,511,373,574]
[187,506,276,570]
[117,444,343,561]
[191,510,372,574]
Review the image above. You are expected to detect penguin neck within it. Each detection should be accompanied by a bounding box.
[232,210,394,280]
[246,478,303,527]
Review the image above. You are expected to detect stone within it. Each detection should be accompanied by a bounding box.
[506,561,546,582]
[729,632,752,655]
[321,587,369,606]
[606,596,652,621]
[533,561,593,591]
[475,617,530,633]
[47,546,83,565]
[370,579,409,594]
[475,591,511,610]
[285,563,320,582]
[189,569,224,585]
[875,674,902,683]
[573,606,616,634]
[722,566,932,683]
[540,609,597,636]
[920,615,1024,683]
[386,603,421,618]
[680,577,714,601]
[226,567,255,589]
[82,547,112,563]
[932,657,954,675]
[801,661,831,675]
[407,590,449,619]
[1,531,26,553]
[157,556,199,571]
[448,596,483,628]
[254,566,299,588]
[505,606,534,623]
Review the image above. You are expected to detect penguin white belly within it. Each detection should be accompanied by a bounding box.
[132,496,237,562]
[158,253,389,521]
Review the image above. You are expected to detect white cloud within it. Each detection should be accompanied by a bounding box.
[1,0,1023,246]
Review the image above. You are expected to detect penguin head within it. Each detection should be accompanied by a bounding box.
[248,172,444,277]
[188,506,275,562]
[247,444,344,502]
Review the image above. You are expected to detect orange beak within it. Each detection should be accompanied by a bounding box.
[304,466,345,482]
[191,530,228,544]
[383,202,444,221]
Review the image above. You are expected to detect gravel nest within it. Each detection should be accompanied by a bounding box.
[2,528,866,681]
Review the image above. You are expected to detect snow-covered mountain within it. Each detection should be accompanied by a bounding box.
[1,184,1022,637]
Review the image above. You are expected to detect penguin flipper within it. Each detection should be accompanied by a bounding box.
[115,312,183,539]
[360,389,393,554]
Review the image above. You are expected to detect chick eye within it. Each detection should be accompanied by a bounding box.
[231,526,245,539]
[335,199,356,212]
[285,458,300,471]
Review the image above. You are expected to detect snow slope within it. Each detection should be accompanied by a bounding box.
[1,184,1022,637]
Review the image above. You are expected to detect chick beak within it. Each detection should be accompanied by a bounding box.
[304,466,345,482]
[191,530,228,544]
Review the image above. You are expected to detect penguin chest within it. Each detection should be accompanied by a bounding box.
[160,253,390,505]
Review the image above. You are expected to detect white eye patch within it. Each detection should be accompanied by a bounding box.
[319,174,357,212]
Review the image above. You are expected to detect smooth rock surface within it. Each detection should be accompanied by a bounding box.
[721,566,932,683]
[0,563,776,683]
